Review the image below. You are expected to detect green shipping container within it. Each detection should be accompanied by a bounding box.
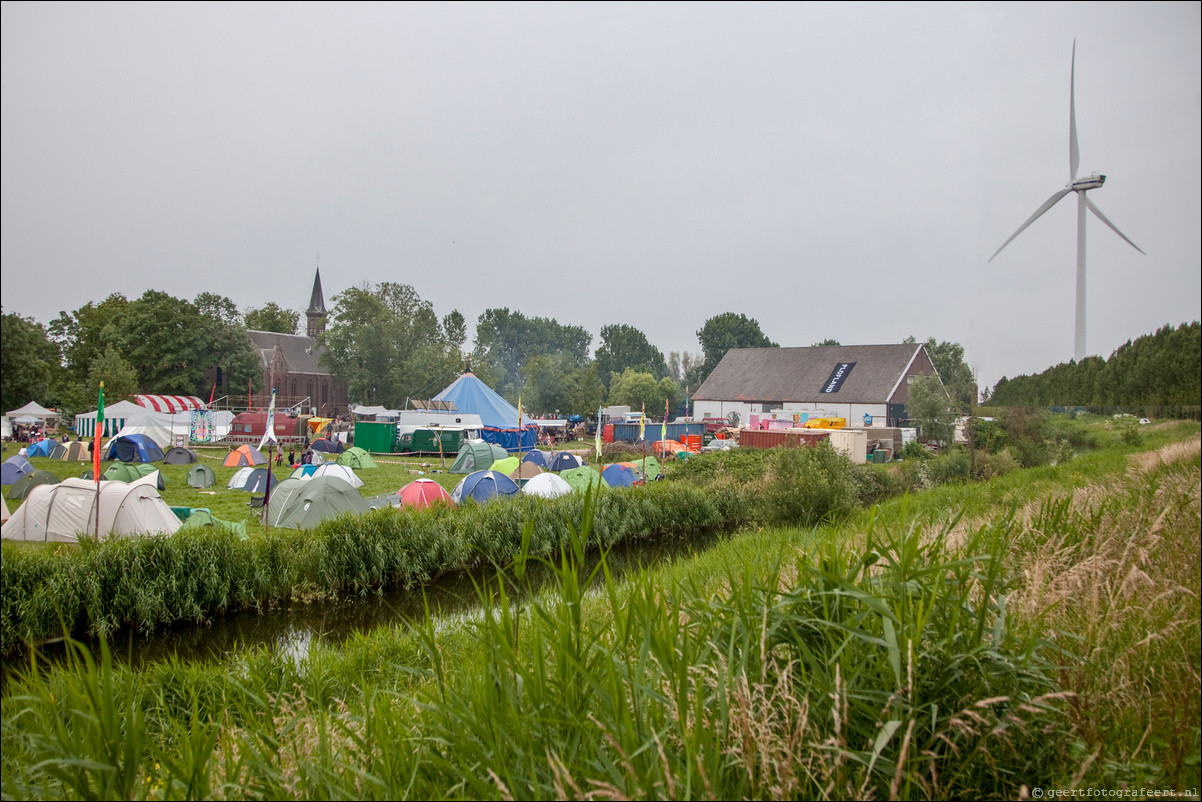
[354,421,397,453]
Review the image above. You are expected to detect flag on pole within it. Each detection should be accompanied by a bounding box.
[248,381,253,411]
[595,406,602,460]
[92,381,104,481]
[639,402,645,441]
[662,398,668,443]
[258,388,278,451]
[208,381,217,407]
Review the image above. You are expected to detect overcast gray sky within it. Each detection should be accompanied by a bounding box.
[3,1,1199,392]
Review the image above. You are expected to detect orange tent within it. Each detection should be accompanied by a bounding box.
[223,445,267,468]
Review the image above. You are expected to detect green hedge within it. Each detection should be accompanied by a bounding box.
[0,482,748,654]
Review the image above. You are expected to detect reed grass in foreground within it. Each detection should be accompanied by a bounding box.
[1,438,1198,800]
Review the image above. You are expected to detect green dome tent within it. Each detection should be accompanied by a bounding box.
[449,440,508,474]
[186,463,216,488]
[265,475,370,530]
[337,446,378,470]
[104,462,166,490]
[7,469,61,501]
[179,508,247,538]
[558,466,608,494]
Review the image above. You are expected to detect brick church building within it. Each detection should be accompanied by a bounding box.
[244,269,348,416]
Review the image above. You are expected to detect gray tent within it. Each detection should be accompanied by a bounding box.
[186,464,216,488]
[449,439,509,474]
[162,446,199,464]
[265,475,370,529]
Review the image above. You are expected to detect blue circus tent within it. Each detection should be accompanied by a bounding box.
[433,370,538,453]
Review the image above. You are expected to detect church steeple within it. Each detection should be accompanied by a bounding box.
[306,268,327,339]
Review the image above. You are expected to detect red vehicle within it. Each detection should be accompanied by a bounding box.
[227,412,308,443]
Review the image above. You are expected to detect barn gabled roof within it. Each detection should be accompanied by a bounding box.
[693,344,928,404]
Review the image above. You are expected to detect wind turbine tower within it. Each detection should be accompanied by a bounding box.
[990,41,1144,363]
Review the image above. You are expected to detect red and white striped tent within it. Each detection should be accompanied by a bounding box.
[134,395,207,413]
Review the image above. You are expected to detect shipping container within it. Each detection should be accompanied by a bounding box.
[354,421,397,453]
[609,421,705,443]
[739,429,831,449]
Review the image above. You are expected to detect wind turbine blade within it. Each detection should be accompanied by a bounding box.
[989,188,1073,262]
[1085,196,1146,255]
[1069,41,1079,180]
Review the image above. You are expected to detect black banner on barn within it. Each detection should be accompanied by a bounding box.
[820,362,856,394]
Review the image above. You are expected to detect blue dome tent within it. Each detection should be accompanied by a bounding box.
[103,433,165,463]
[450,470,520,505]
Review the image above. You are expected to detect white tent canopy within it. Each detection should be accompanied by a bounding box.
[1,477,181,543]
[351,404,398,418]
[6,401,58,423]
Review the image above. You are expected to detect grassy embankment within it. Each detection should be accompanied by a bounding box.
[1,420,1198,799]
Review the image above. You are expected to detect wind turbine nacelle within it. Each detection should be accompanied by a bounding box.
[1068,173,1106,191]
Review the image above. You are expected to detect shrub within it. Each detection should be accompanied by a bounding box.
[972,447,1021,480]
[763,442,859,526]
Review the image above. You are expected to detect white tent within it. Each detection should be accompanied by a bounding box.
[6,401,58,426]
[522,472,573,498]
[73,400,144,438]
[227,467,256,489]
[311,463,364,488]
[1,477,182,543]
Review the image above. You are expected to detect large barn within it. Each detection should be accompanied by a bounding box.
[691,343,943,428]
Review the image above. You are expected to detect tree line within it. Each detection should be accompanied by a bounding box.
[3,279,999,420]
[983,321,1201,408]
[0,283,780,418]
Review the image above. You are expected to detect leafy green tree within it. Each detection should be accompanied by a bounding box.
[693,313,777,387]
[244,302,299,334]
[984,321,1200,407]
[812,338,842,346]
[594,324,667,391]
[472,308,591,402]
[103,290,259,396]
[907,375,958,447]
[667,350,700,384]
[607,368,678,413]
[920,337,976,413]
[194,293,262,399]
[522,354,578,415]
[320,282,462,408]
[86,345,139,405]
[49,294,129,411]
[1,310,62,413]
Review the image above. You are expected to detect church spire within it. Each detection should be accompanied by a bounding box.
[306,268,327,339]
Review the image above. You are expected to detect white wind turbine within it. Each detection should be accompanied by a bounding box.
[989,41,1144,362]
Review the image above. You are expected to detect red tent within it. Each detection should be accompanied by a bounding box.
[397,478,453,509]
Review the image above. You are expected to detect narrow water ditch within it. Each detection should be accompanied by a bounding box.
[10,529,728,678]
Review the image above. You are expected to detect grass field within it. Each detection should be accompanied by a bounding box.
[2,425,1198,799]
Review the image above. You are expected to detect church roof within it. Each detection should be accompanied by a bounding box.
[246,331,331,376]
